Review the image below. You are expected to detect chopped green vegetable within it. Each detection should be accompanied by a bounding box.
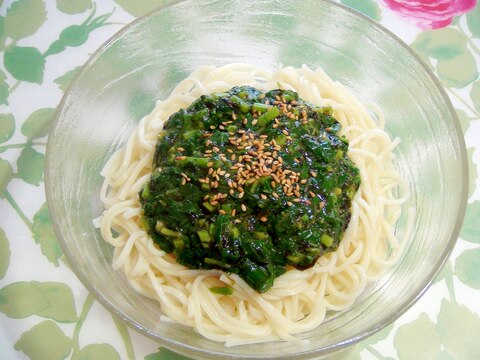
[321,234,334,247]
[257,106,280,126]
[205,257,230,268]
[160,227,181,237]
[176,156,211,168]
[230,95,251,113]
[203,202,216,212]
[253,231,269,240]
[182,129,200,140]
[139,86,360,293]
[139,217,148,230]
[209,286,233,295]
[173,239,185,250]
[252,102,270,113]
[197,230,212,243]
[141,184,150,199]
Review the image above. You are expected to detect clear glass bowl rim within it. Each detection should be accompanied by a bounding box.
[45,0,469,358]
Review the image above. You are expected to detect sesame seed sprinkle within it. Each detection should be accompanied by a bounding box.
[172,89,341,226]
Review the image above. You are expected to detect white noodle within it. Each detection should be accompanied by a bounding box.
[98,64,408,345]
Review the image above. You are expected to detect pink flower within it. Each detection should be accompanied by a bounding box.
[382,0,477,29]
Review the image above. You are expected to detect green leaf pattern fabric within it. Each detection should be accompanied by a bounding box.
[14,320,73,360]
[0,1,479,359]
[32,202,63,266]
[0,113,15,143]
[0,228,10,279]
[16,146,44,186]
[4,46,46,84]
[56,0,93,15]
[340,0,382,21]
[73,343,121,360]
[0,69,9,104]
[21,108,57,140]
[3,0,47,41]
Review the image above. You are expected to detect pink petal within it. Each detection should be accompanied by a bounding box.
[382,0,478,29]
[419,17,454,29]
[454,0,476,12]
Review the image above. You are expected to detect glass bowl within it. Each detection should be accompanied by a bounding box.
[45,0,468,358]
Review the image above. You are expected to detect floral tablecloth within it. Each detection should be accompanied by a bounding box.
[1,0,479,359]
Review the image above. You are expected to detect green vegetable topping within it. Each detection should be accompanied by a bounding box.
[209,286,234,295]
[139,86,360,293]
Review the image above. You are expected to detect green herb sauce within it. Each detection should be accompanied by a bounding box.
[140,86,360,293]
